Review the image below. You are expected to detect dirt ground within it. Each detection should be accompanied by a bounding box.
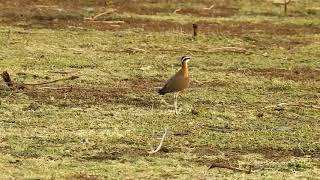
[1,0,320,35]
[1,0,319,179]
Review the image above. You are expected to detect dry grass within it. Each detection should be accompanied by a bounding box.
[0,0,319,179]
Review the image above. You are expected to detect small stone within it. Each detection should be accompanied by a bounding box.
[191,108,199,115]
[257,112,264,118]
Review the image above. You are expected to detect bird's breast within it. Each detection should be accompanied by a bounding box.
[176,76,190,90]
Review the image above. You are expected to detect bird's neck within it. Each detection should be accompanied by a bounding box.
[182,63,189,78]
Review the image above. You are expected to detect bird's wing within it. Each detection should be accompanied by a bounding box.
[159,69,184,94]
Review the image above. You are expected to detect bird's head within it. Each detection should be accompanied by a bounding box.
[180,56,191,65]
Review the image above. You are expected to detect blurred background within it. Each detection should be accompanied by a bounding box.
[0,0,319,31]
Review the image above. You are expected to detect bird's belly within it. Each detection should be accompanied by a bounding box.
[175,77,190,91]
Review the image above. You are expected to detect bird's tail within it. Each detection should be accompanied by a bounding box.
[158,88,166,95]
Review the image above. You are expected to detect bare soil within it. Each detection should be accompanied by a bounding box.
[1,0,319,36]
[3,17,320,36]
[23,78,162,108]
[116,3,237,17]
[79,144,320,166]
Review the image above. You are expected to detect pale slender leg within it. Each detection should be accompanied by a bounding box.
[174,92,179,114]
[173,93,177,114]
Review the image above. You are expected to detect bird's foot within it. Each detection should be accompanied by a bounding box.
[160,99,172,106]
[174,107,183,115]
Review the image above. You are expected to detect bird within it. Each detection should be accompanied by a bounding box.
[158,56,191,114]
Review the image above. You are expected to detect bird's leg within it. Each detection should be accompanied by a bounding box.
[176,92,183,113]
[173,93,177,114]
[174,92,179,114]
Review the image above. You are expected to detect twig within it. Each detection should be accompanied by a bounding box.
[37,86,73,90]
[34,5,59,8]
[84,9,116,21]
[203,4,215,10]
[88,20,125,24]
[148,128,168,154]
[172,8,181,14]
[48,70,70,74]
[209,163,252,174]
[23,76,79,86]
[1,71,79,89]
[92,10,115,20]
[84,19,124,25]
[82,8,124,26]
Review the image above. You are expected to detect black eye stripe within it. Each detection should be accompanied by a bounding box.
[181,57,190,62]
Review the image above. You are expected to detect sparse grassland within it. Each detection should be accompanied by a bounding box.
[0,0,319,179]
